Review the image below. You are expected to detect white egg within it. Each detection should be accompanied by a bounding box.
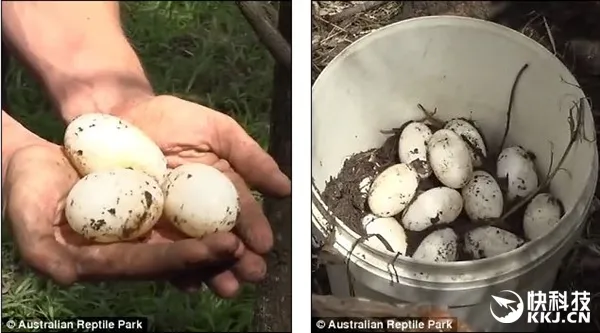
[401,187,463,232]
[367,163,420,217]
[444,118,488,167]
[412,228,458,263]
[464,226,524,259]
[398,121,433,178]
[523,193,563,240]
[361,214,408,255]
[163,163,240,238]
[65,169,164,243]
[64,113,168,183]
[427,129,473,189]
[496,146,539,201]
[462,170,504,221]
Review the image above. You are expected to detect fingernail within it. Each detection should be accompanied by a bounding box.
[273,172,292,196]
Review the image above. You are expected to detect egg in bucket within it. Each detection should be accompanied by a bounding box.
[311,16,597,332]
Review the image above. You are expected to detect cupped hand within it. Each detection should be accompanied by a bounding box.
[3,143,262,298]
[117,95,292,287]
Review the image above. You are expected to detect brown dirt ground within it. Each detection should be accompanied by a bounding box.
[312,1,600,331]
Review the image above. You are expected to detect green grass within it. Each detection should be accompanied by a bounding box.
[2,2,273,331]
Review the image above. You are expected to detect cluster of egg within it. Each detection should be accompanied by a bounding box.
[361,118,563,262]
[62,113,240,243]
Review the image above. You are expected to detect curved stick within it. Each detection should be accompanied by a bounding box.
[236,1,291,71]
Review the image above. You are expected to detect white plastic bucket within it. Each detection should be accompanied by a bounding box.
[311,16,598,332]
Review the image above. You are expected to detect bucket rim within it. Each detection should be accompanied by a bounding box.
[314,15,571,91]
[310,14,599,283]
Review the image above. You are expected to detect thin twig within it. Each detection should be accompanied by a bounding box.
[417,104,445,128]
[545,142,555,181]
[497,98,585,224]
[314,14,351,34]
[542,16,557,55]
[498,63,530,154]
[236,1,291,70]
[520,12,542,36]
[327,1,389,23]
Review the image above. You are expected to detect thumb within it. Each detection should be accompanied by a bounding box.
[16,233,79,286]
[7,188,79,286]
[4,145,80,285]
[215,113,291,197]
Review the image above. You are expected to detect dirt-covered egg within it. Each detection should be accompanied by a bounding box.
[496,146,539,201]
[361,214,408,255]
[398,121,433,178]
[412,228,458,263]
[464,226,524,259]
[401,187,463,232]
[427,129,473,189]
[64,113,168,183]
[163,163,240,238]
[367,163,420,217]
[65,169,164,243]
[523,193,563,240]
[462,170,504,221]
[444,118,487,167]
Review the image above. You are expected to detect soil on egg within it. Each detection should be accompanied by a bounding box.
[321,125,529,261]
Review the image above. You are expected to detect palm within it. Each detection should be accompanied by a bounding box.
[4,144,244,291]
[122,96,221,166]
[121,95,290,255]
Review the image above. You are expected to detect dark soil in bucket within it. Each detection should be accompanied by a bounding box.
[321,125,528,261]
[321,132,399,236]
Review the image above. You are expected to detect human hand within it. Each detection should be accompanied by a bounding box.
[3,143,263,298]
[115,95,292,290]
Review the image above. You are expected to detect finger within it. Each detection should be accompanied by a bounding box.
[214,160,273,254]
[9,192,78,285]
[205,270,240,299]
[16,232,79,286]
[231,251,267,283]
[72,232,243,281]
[217,113,291,197]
